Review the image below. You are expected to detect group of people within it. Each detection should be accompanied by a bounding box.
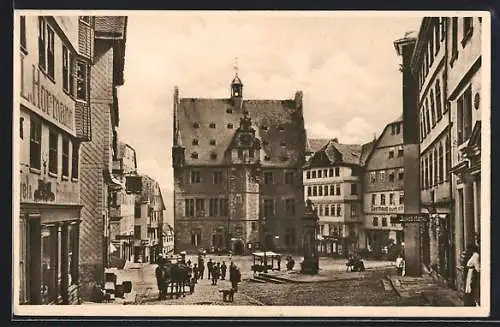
[346,254,366,272]
[194,256,242,289]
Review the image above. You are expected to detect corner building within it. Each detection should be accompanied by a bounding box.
[18,16,93,304]
[303,139,363,257]
[362,117,405,253]
[172,75,307,254]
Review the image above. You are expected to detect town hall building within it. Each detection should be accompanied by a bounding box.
[172,74,307,254]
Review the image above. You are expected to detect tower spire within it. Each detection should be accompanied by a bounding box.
[233,56,239,77]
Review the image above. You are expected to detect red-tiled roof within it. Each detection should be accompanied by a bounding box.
[177,96,306,167]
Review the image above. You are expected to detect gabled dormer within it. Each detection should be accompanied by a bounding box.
[228,111,261,165]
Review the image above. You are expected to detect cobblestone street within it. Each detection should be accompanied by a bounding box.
[99,255,456,306]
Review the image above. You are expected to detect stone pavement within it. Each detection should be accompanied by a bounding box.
[386,273,463,306]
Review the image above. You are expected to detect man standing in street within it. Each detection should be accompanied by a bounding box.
[221,261,227,280]
[207,258,213,280]
[155,258,165,300]
[229,261,241,291]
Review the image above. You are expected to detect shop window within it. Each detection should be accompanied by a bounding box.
[41,225,58,304]
[30,117,42,170]
[76,59,89,102]
[67,223,79,285]
[62,138,69,178]
[48,130,58,175]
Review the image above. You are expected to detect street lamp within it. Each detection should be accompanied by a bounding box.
[261,216,268,273]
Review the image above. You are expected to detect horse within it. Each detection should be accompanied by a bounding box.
[163,262,192,299]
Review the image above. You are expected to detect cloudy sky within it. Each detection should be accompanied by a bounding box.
[116,12,422,221]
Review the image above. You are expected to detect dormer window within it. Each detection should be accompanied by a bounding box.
[192,139,199,146]
[209,123,216,128]
[227,123,233,129]
[210,140,216,145]
[264,155,271,161]
[191,152,199,159]
[210,153,217,160]
[193,123,200,128]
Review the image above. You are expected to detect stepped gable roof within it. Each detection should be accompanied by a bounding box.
[177,97,305,167]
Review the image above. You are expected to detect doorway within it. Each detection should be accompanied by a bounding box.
[234,241,244,255]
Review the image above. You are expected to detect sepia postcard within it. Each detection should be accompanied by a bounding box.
[12,10,491,318]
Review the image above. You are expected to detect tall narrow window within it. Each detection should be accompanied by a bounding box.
[72,142,79,179]
[451,17,458,62]
[463,87,473,142]
[195,199,205,216]
[445,137,451,181]
[433,148,439,185]
[389,193,395,205]
[429,151,434,187]
[47,27,54,79]
[457,95,464,144]
[463,17,473,44]
[20,117,24,139]
[429,34,434,66]
[62,138,69,178]
[48,131,58,175]
[420,159,424,188]
[430,91,436,127]
[425,99,431,133]
[372,194,376,205]
[30,118,41,170]
[76,60,89,102]
[20,16,27,53]
[424,157,429,189]
[62,46,71,93]
[438,143,444,183]
[380,194,386,205]
[399,192,405,205]
[434,19,440,54]
[435,81,442,121]
[38,18,46,70]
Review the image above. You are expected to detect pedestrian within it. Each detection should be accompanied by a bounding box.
[187,259,191,267]
[230,263,241,291]
[207,258,213,280]
[463,243,480,306]
[199,260,205,280]
[192,263,199,282]
[395,254,405,276]
[221,261,227,280]
[212,263,220,285]
[216,262,221,279]
[277,256,281,271]
[155,258,165,300]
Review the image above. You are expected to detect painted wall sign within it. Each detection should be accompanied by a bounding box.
[20,166,79,204]
[20,57,75,134]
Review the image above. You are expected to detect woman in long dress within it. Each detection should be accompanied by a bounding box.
[463,243,480,306]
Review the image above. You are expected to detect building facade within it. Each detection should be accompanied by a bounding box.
[362,118,405,254]
[109,142,138,264]
[162,224,175,255]
[446,16,482,295]
[172,75,307,255]
[410,17,454,285]
[18,15,93,304]
[133,175,165,263]
[79,16,127,300]
[303,139,363,257]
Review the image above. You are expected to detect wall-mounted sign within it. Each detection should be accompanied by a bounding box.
[390,213,428,224]
[371,205,404,213]
[20,57,75,134]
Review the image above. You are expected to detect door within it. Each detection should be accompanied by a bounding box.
[28,216,42,304]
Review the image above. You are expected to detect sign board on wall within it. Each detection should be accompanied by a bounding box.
[371,205,404,213]
[20,55,75,135]
[20,166,79,204]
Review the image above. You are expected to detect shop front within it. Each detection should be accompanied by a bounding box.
[19,204,81,305]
